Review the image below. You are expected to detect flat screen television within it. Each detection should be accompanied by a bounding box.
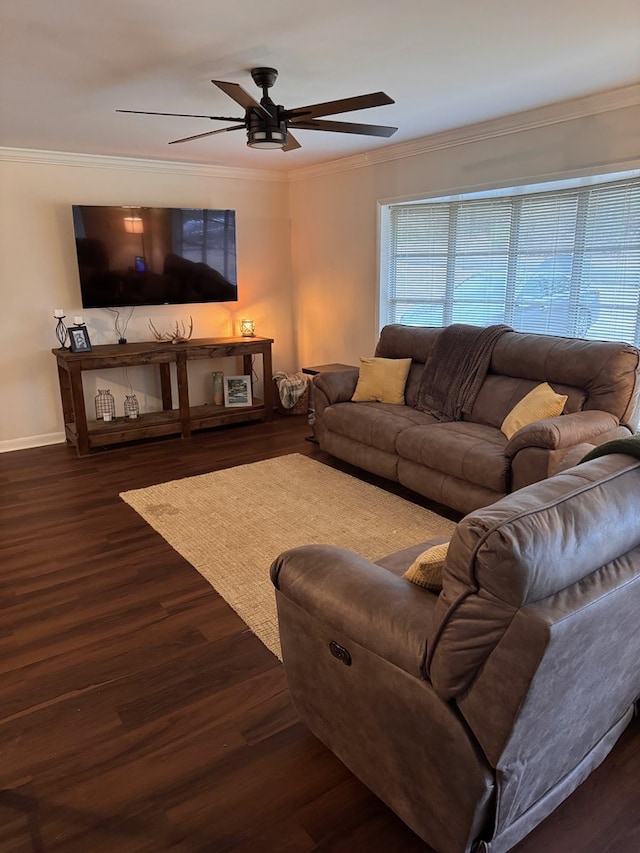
[71,205,238,308]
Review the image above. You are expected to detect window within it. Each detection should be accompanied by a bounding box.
[172,209,236,284]
[381,175,640,344]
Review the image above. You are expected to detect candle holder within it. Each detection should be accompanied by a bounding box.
[239,318,256,337]
[124,394,140,419]
[95,389,116,421]
[54,313,70,350]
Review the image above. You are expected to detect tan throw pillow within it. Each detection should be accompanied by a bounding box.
[351,357,412,405]
[403,542,450,591]
[501,382,568,440]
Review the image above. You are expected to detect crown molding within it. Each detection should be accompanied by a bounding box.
[0,147,287,182]
[287,81,640,182]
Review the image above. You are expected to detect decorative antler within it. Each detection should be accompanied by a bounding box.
[148,316,194,344]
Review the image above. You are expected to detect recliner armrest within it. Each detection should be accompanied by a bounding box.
[313,369,359,404]
[504,410,621,458]
[271,544,437,679]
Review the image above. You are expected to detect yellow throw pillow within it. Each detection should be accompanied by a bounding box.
[403,542,450,591]
[501,382,568,440]
[351,357,412,405]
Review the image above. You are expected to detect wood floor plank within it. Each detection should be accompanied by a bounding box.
[0,417,639,851]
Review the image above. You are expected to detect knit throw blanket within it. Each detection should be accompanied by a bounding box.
[273,371,309,409]
[580,434,640,464]
[414,323,512,421]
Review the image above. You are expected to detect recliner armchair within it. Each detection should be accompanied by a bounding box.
[270,453,640,852]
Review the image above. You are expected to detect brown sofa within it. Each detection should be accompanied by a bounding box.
[312,325,640,514]
[271,453,640,852]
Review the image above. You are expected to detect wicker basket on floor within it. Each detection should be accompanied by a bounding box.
[273,378,310,415]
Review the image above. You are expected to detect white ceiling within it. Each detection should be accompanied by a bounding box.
[2,0,639,173]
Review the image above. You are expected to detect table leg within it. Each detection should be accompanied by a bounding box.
[176,352,191,438]
[262,344,274,421]
[159,363,172,410]
[69,364,90,456]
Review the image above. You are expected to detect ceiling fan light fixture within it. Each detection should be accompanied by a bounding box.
[246,103,287,149]
[247,126,287,149]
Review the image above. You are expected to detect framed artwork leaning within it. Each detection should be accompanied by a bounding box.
[224,375,252,407]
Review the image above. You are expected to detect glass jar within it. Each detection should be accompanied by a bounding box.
[95,389,116,421]
[124,394,140,419]
[212,371,224,406]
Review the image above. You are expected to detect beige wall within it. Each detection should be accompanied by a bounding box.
[2,86,639,451]
[0,155,293,449]
[289,94,640,368]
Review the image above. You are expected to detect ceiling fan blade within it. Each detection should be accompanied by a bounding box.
[168,125,245,145]
[286,92,394,121]
[290,119,397,138]
[116,109,244,121]
[212,79,271,120]
[282,131,301,152]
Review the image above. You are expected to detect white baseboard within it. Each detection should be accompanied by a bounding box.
[0,432,66,453]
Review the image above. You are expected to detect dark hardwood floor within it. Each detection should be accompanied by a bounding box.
[0,417,638,852]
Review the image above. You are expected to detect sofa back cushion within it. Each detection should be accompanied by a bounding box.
[375,323,441,363]
[376,325,640,431]
[376,325,442,409]
[427,455,640,702]
[470,375,585,429]
[484,331,640,430]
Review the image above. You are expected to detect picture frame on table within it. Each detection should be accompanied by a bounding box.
[223,375,253,408]
[68,325,92,353]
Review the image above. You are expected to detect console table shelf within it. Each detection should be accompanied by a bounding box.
[52,336,274,456]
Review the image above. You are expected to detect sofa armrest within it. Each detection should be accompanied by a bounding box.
[271,544,438,679]
[504,410,621,458]
[313,368,359,404]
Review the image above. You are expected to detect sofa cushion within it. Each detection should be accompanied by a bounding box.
[501,382,568,439]
[397,421,510,493]
[352,356,412,404]
[322,402,437,454]
[403,541,450,591]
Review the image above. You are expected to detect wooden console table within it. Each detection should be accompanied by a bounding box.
[52,336,274,456]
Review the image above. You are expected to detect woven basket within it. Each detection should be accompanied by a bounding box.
[273,378,310,415]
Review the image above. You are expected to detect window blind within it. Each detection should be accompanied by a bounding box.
[382,176,640,345]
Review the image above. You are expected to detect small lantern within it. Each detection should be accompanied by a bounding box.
[95,389,116,421]
[239,319,256,337]
[124,394,140,419]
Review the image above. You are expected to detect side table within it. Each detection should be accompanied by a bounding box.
[301,363,356,376]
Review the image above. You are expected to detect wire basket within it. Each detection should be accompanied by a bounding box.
[273,378,310,415]
[95,388,116,420]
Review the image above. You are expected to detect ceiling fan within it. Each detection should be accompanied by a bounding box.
[117,67,397,152]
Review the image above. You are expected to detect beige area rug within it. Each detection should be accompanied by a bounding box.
[120,454,456,660]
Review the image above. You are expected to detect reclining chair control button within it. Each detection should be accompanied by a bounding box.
[329,640,352,666]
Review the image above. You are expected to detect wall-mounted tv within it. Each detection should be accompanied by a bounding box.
[71,205,237,308]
